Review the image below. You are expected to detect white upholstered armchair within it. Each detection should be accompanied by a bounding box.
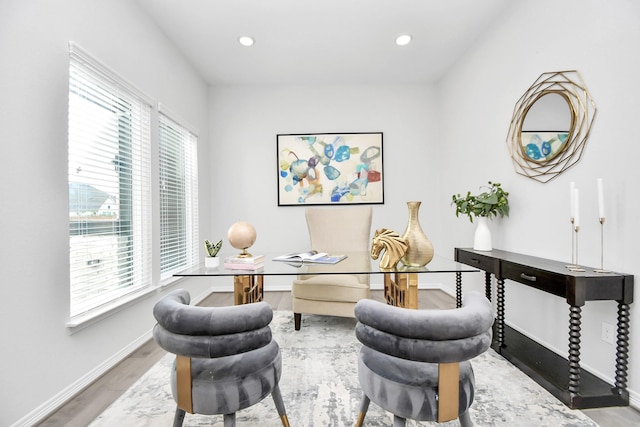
[292,206,372,330]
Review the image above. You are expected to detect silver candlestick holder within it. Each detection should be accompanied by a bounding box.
[568,224,585,272]
[566,217,579,269]
[594,217,610,273]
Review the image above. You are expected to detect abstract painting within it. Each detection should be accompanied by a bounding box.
[277,132,384,206]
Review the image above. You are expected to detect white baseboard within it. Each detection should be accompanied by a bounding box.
[12,287,213,427]
[11,331,153,427]
[504,320,639,411]
[630,390,640,411]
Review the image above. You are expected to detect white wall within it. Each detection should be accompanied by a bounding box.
[207,84,445,272]
[439,0,640,407]
[0,1,212,425]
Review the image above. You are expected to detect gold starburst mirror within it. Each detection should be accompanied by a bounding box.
[506,70,596,183]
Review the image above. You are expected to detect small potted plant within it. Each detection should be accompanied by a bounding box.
[451,182,509,251]
[204,239,223,268]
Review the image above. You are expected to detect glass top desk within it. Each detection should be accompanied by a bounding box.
[174,251,480,308]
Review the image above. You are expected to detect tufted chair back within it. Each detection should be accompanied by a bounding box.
[354,291,493,427]
[153,289,290,427]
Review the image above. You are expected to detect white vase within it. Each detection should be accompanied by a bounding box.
[204,256,220,268]
[473,217,492,251]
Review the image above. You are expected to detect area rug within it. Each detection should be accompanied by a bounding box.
[90,311,598,426]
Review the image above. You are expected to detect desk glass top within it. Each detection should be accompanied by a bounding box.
[173,251,480,277]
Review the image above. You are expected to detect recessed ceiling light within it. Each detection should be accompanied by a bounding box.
[238,36,254,47]
[395,34,412,46]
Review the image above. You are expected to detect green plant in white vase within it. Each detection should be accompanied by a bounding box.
[451,181,509,222]
[204,239,222,268]
[451,182,509,251]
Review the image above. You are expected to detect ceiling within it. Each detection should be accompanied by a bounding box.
[135,0,512,86]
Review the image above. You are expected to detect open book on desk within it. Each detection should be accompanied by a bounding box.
[273,250,347,264]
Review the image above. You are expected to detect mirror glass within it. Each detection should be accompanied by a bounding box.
[520,92,573,162]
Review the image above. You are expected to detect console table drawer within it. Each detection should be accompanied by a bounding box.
[455,249,498,274]
[501,262,566,298]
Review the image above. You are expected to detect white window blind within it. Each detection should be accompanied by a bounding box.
[159,111,199,279]
[68,44,152,318]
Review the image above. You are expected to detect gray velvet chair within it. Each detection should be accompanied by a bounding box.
[354,291,493,427]
[152,289,290,427]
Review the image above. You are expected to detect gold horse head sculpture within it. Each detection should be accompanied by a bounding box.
[370,228,408,270]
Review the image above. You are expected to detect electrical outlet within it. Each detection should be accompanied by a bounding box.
[601,322,616,345]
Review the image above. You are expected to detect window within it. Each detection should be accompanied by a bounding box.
[67,44,201,321]
[68,44,152,317]
[159,110,199,279]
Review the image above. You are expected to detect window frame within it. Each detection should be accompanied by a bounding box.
[67,43,200,328]
[158,106,200,280]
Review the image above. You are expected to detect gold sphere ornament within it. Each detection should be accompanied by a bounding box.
[227,221,257,257]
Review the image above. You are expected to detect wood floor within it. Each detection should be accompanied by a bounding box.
[37,290,640,427]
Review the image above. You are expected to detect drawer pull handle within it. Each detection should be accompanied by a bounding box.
[469,258,481,264]
[520,273,537,282]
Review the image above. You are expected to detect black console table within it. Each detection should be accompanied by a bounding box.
[455,248,633,409]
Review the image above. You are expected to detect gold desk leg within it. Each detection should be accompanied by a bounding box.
[383,272,418,309]
[383,273,404,307]
[233,274,264,305]
[256,274,264,302]
[383,273,395,306]
[403,272,418,309]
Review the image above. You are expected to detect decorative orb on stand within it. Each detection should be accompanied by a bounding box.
[227,221,257,258]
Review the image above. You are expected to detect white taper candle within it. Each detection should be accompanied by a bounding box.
[597,178,605,219]
[574,188,580,228]
[570,181,575,219]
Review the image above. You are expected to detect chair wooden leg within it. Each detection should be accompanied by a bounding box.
[223,412,236,427]
[355,395,370,427]
[393,415,406,427]
[294,313,302,330]
[437,362,460,422]
[271,384,290,427]
[173,407,185,427]
[459,409,472,427]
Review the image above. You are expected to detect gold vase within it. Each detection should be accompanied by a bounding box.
[400,201,434,267]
